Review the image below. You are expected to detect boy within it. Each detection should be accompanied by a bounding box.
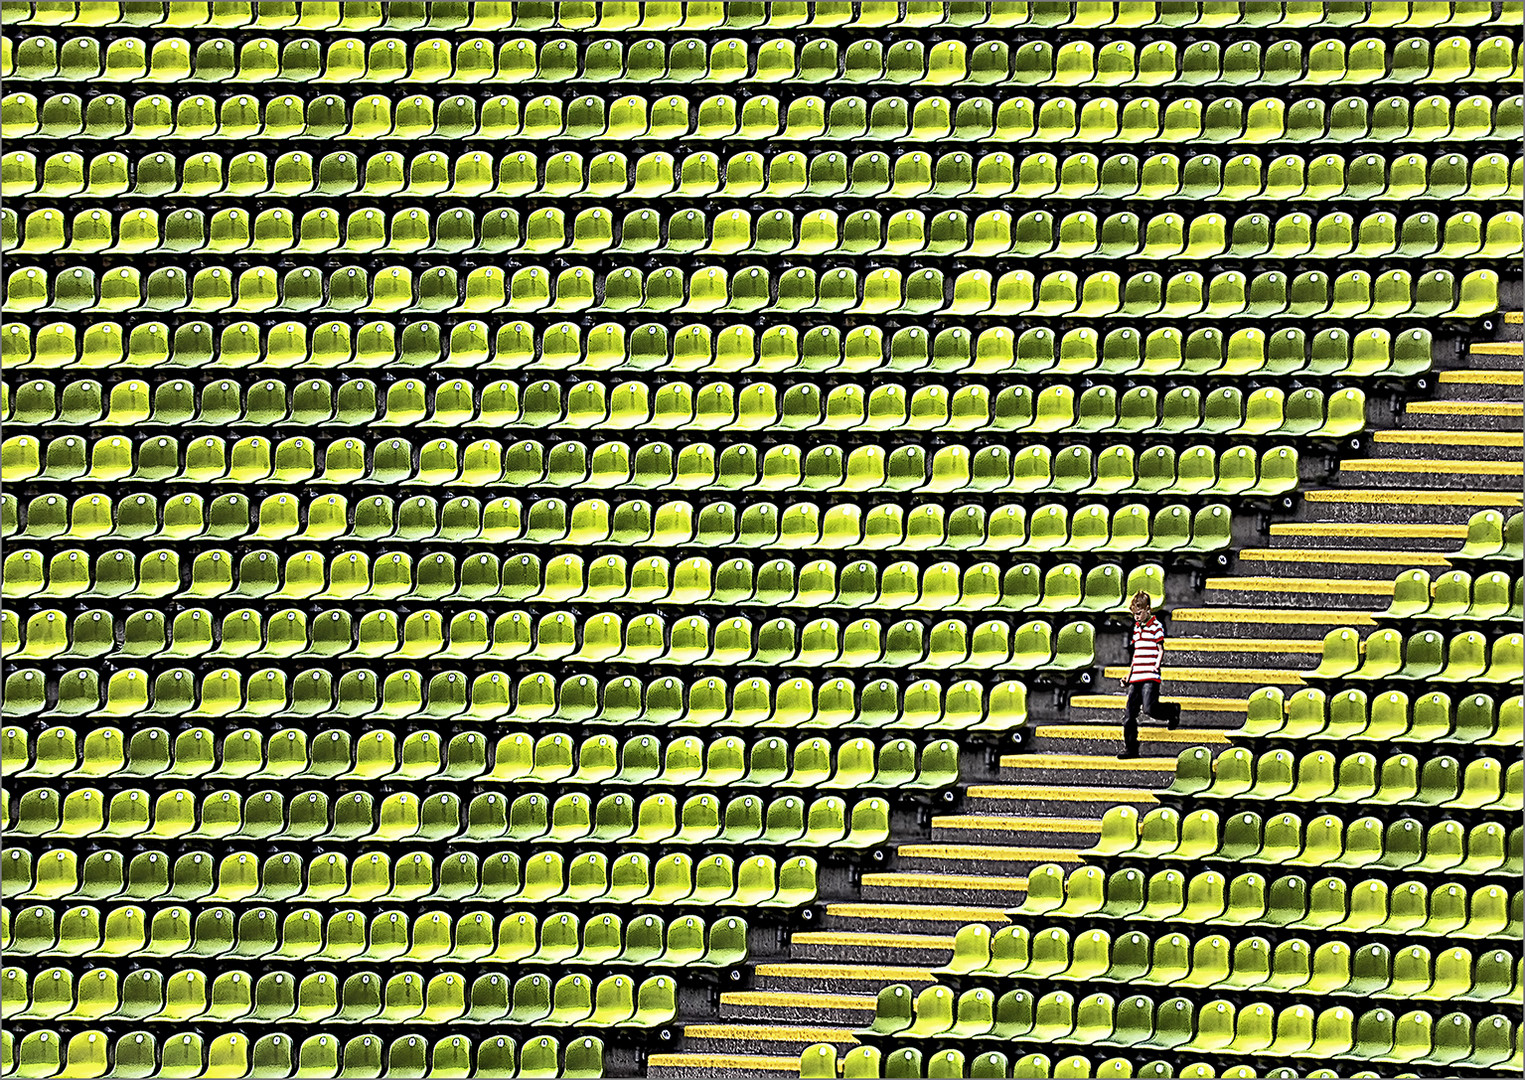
[1119,591,1165,759]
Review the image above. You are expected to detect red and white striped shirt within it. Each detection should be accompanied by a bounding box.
[1127,616,1165,683]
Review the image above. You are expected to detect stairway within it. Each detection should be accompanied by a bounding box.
[645,312,1521,1078]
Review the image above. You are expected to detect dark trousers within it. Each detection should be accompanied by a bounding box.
[1122,680,1160,755]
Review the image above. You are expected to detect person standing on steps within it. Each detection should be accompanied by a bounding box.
[1119,591,1166,759]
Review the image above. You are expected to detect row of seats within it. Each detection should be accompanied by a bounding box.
[5,844,823,907]
[0,382,1358,442]
[1242,687,1522,746]
[0,493,1234,553]
[5,85,1520,144]
[7,0,1519,31]
[803,1041,1472,1080]
[0,543,1152,613]
[1,667,1033,731]
[1167,745,1520,808]
[5,785,894,847]
[2,549,1152,607]
[10,145,1521,201]
[1383,566,1523,618]
[5,261,1502,320]
[999,862,1517,939]
[6,31,1520,86]
[1088,804,1519,877]
[2,318,1430,377]
[937,921,1518,1001]
[859,985,1519,1065]
[3,724,961,788]
[0,433,1305,495]
[0,607,1095,668]
[1,376,1370,439]
[2,552,1154,610]
[10,202,1517,262]
[1309,627,1522,683]
[6,510,1159,573]
[4,905,747,967]
[1,963,679,1026]
[0,1027,601,1080]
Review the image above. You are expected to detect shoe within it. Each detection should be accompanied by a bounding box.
[1117,744,1139,760]
[1137,712,1153,727]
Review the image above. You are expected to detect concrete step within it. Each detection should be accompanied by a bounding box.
[1402,399,1522,431]
[1266,522,1465,553]
[858,870,1030,906]
[1169,605,1375,640]
[749,963,936,996]
[998,752,1179,788]
[822,902,1010,936]
[676,1023,860,1057]
[1335,457,1522,490]
[1461,341,1525,369]
[1297,487,1523,524]
[1369,429,1524,461]
[718,988,881,1025]
[961,782,1160,817]
[891,841,1077,878]
[1202,574,1393,611]
[1159,635,1324,669]
[1028,721,1234,758]
[790,930,953,966]
[1235,546,1451,580]
[1434,369,1523,402]
[929,812,1102,849]
[648,1051,801,1079]
[1062,690,1249,729]
[1100,663,1303,694]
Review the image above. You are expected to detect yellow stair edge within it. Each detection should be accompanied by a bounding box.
[722,990,880,1010]
[1373,431,1523,446]
[897,843,1086,863]
[932,815,1101,833]
[754,963,937,981]
[1037,724,1234,744]
[1071,693,1249,712]
[1304,489,1523,506]
[1205,576,1395,596]
[1170,606,1377,626]
[1001,752,1180,769]
[793,931,954,951]
[681,1025,861,1045]
[1340,458,1522,476]
[1439,369,1523,385]
[1407,400,1523,416]
[1269,523,1467,539]
[861,871,1030,892]
[1470,341,1524,353]
[964,783,1160,802]
[825,902,1011,924]
[647,1053,801,1071]
[1238,549,1451,564]
[1238,547,1451,566]
[1164,637,1325,654]
[1503,311,1522,324]
[1102,665,1304,685]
